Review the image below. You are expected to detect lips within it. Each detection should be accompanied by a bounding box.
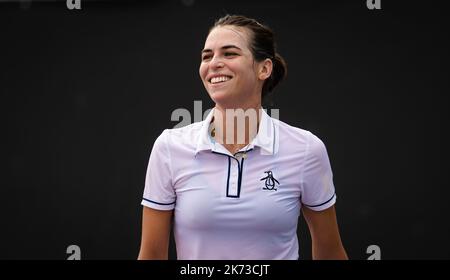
[207,74,233,84]
[210,76,232,84]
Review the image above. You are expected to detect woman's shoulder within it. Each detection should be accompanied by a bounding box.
[154,121,204,148]
[275,118,312,142]
[274,118,328,152]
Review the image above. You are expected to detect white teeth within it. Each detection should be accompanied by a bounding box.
[210,76,231,84]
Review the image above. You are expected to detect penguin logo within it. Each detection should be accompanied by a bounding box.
[260,171,280,191]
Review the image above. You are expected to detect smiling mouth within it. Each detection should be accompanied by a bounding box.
[209,75,232,84]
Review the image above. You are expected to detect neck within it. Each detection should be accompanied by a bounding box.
[212,101,262,153]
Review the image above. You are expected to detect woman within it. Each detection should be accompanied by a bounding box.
[138,15,347,260]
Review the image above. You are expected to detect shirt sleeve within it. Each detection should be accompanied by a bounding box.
[300,132,336,211]
[141,129,176,210]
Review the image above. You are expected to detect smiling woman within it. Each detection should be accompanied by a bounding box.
[138,14,348,260]
[199,17,286,113]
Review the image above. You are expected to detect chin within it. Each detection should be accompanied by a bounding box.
[208,89,229,102]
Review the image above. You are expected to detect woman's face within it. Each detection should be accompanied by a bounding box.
[199,26,263,108]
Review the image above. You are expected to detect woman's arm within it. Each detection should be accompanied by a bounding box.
[137,206,173,260]
[302,205,348,260]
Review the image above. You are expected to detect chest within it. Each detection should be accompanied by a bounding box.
[172,152,302,231]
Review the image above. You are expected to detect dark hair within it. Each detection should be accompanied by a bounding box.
[211,14,287,99]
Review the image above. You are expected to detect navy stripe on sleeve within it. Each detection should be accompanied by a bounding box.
[142,198,175,205]
[302,193,336,208]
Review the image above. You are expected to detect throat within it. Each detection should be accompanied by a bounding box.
[223,143,249,155]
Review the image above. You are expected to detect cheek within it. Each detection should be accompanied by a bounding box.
[199,64,207,81]
[234,69,254,86]
[231,61,254,81]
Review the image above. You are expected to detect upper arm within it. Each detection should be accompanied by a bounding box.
[141,130,176,210]
[139,131,176,259]
[300,133,336,211]
[302,205,348,260]
[138,206,173,260]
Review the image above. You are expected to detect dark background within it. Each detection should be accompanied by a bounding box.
[1,0,449,259]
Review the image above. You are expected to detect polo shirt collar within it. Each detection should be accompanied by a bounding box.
[195,107,277,156]
[251,107,277,155]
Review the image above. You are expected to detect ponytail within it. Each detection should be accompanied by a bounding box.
[262,53,287,98]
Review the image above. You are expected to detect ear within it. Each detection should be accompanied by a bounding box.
[258,58,273,81]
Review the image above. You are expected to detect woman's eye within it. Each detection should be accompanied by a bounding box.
[225,52,237,57]
[202,55,211,61]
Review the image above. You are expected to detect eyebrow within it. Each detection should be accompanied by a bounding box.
[201,45,242,54]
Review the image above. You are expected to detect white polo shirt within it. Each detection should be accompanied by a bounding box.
[141,108,336,260]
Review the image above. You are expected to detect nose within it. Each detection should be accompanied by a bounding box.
[210,55,225,69]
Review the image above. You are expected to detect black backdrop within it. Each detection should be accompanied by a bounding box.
[1,0,449,259]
